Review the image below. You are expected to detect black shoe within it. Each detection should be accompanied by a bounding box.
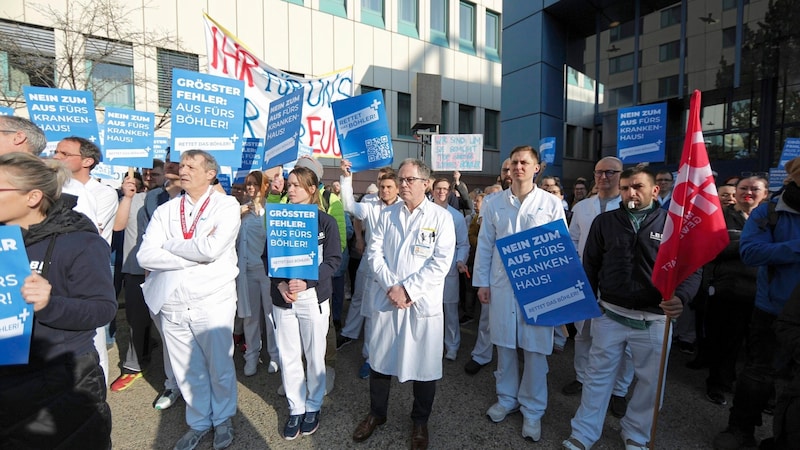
[609,395,628,418]
[464,359,487,375]
[685,356,708,370]
[561,380,583,396]
[336,335,353,350]
[705,388,727,406]
[676,341,695,355]
[713,425,756,449]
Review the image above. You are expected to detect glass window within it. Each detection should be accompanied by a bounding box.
[608,85,634,108]
[660,5,681,28]
[85,37,134,108]
[320,0,347,17]
[361,0,385,28]
[157,48,199,110]
[458,104,474,133]
[565,125,577,158]
[398,0,418,38]
[430,0,448,47]
[459,1,475,54]
[723,0,749,11]
[723,27,737,48]
[397,92,412,137]
[486,10,500,61]
[441,100,449,133]
[582,127,593,160]
[484,109,499,149]
[658,75,680,98]
[609,52,635,74]
[0,20,55,95]
[609,18,643,42]
[284,0,304,4]
[659,40,682,62]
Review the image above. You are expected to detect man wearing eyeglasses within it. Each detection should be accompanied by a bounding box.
[655,170,674,209]
[561,156,634,420]
[352,159,455,450]
[0,115,47,156]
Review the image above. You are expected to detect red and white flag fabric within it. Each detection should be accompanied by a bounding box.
[652,90,729,299]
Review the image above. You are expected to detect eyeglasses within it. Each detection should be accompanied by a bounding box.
[593,170,621,178]
[399,177,426,185]
[0,129,18,133]
[0,188,23,192]
[54,150,83,158]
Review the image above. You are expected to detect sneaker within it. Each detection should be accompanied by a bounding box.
[705,388,727,406]
[623,438,647,450]
[464,359,487,375]
[486,402,519,423]
[268,360,280,373]
[445,349,457,361]
[712,425,757,449]
[110,372,143,392]
[283,414,303,440]
[522,417,541,441]
[609,395,628,418]
[244,359,258,377]
[562,437,586,450]
[213,419,234,450]
[300,411,320,435]
[155,389,181,410]
[358,362,371,379]
[561,380,583,396]
[336,335,353,350]
[173,428,209,450]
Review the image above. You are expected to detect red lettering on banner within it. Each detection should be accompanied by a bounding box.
[306,116,340,157]
[209,26,257,88]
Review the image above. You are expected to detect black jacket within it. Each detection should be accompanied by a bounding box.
[702,205,757,299]
[268,210,341,308]
[583,203,701,314]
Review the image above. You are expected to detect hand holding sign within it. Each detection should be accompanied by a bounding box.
[21,272,52,312]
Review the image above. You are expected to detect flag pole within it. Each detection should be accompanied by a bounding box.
[649,305,673,450]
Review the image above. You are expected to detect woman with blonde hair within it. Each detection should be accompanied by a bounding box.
[0,152,116,449]
[268,166,341,440]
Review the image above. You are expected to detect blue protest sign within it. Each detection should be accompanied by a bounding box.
[263,90,303,169]
[778,138,800,169]
[170,69,245,168]
[431,134,482,172]
[332,90,393,173]
[241,138,264,172]
[495,220,601,326]
[90,162,127,188]
[100,107,155,167]
[0,226,33,365]
[24,86,99,156]
[769,168,788,192]
[617,103,667,163]
[153,137,169,163]
[539,137,556,164]
[0,106,13,116]
[266,204,319,281]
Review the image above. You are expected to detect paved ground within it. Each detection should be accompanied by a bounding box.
[106,304,774,449]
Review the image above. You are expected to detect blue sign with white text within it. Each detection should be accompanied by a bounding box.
[0,106,13,116]
[153,137,170,164]
[263,90,303,170]
[332,90,393,173]
[540,137,556,164]
[617,103,667,163]
[24,86,99,156]
[171,69,245,168]
[0,226,33,365]
[266,204,319,281]
[496,220,601,326]
[100,107,155,167]
[778,138,800,169]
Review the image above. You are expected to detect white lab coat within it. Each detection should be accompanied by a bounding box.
[472,187,566,353]
[569,195,621,260]
[443,205,470,304]
[367,199,455,382]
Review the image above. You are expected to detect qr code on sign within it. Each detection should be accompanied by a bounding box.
[365,135,391,162]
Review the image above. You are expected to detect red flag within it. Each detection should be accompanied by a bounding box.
[652,90,729,299]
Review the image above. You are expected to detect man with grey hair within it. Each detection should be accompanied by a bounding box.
[0,115,47,156]
[138,150,241,450]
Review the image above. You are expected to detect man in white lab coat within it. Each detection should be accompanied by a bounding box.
[351,159,455,450]
[473,145,566,442]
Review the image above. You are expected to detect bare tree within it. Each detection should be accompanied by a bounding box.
[0,0,183,127]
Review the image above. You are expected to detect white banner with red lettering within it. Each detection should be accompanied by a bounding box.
[203,13,353,160]
[652,90,729,299]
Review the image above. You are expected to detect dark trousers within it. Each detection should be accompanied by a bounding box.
[122,274,152,372]
[369,369,436,425]
[332,275,345,323]
[706,291,754,391]
[729,308,780,433]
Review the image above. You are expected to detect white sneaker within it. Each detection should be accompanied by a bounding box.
[243,359,258,377]
[522,417,541,441]
[486,402,519,423]
[268,361,279,373]
[155,389,181,410]
[623,438,647,450]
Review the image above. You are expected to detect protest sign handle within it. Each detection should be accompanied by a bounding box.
[128,167,134,180]
[648,296,673,450]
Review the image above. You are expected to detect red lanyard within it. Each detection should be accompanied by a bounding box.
[180,194,212,239]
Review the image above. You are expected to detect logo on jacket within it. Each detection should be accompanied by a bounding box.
[650,231,662,241]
